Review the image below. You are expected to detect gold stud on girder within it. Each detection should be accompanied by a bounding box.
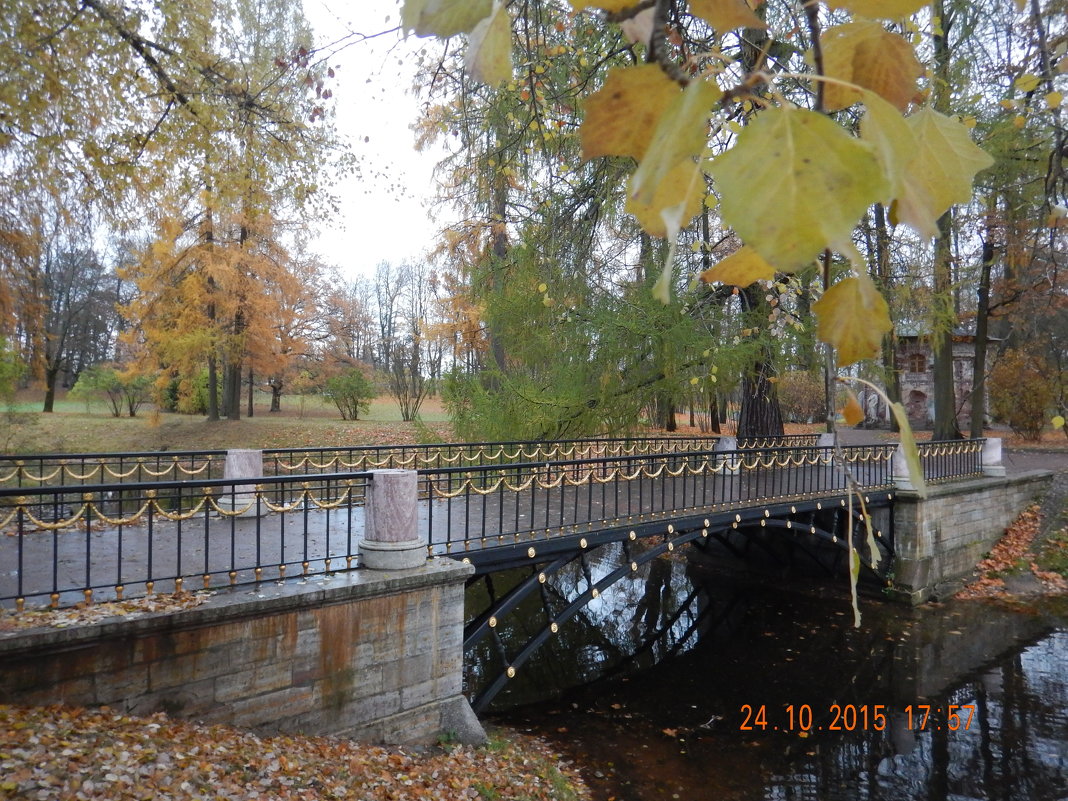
[489,616,498,628]
[507,666,516,678]
[539,572,547,583]
[701,529,708,537]
[528,547,536,558]
[667,542,674,551]
[667,524,674,534]
[629,531,637,540]
[550,622,559,633]
[580,538,588,549]
[631,562,638,572]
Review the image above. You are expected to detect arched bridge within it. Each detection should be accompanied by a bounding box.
[1,434,995,711]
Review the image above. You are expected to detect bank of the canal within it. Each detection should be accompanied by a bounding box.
[499,569,1068,801]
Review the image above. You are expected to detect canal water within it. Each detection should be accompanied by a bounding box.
[470,541,1068,800]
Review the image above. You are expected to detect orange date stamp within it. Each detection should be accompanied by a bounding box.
[739,703,976,733]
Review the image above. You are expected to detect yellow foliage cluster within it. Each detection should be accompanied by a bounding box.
[404,0,998,369]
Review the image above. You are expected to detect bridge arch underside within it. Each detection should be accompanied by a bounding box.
[461,492,894,713]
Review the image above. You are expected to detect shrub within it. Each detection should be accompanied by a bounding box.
[0,338,23,405]
[989,348,1055,440]
[70,364,153,417]
[324,368,377,420]
[777,370,826,423]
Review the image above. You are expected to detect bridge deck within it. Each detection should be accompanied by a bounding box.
[1,457,895,610]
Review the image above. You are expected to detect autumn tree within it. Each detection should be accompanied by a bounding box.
[117,0,342,420]
[405,0,1002,441]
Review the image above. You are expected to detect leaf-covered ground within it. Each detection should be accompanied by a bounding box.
[0,591,216,634]
[0,705,588,801]
[955,501,1068,600]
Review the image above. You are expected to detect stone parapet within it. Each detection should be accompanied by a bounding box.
[887,470,1053,604]
[0,559,483,745]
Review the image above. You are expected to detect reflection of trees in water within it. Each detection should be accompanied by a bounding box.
[765,632,1068,801]
[464,542,731,710]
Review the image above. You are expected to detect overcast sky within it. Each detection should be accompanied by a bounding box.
[302,1,449,280]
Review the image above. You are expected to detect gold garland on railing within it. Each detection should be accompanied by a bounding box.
[917,441,983,457]
[2,480,366,533]
[268,439,718,473]
[425,447,896,500]
[3,456,219,485]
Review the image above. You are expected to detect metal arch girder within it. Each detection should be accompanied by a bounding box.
[462,491,897,712]
[466,522,713,713]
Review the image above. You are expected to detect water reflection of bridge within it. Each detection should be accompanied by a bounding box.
[506,561,1067,801]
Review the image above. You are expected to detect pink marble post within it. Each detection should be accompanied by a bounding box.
[359,469,426,570]
[218,448,263,517]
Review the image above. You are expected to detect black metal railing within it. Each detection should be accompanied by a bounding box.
[420,444,897,555]
[0,471,372,612]
[918,438,985,483]
[1,436,722,490]
[736,433,823,449]
[0,449,227,489]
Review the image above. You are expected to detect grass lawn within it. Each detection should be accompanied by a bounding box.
[3,389,455,455]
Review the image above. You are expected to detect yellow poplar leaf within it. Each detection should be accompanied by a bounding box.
[626,160,704,237]
[1047,91,1064,109]
[630,77,720,206]
[842,388,865,426]
[820,21,922,111]
[860,90,916,206]
[890,106,994,238]
[689,0,767,32]
[707,106,887,271]
[1014,73,1041,93]
[1052,415,1065,430]
[581,65,681,161]
[827,0,925,16]
[402,0,492,37]
[889,400,927,498]
[812,274,891,366]
[698,245,775,288]
[569,0,636,10]
[465,2,512,85]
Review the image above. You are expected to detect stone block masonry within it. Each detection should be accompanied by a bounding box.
[0,559,483,745]
[888,470,1053,604]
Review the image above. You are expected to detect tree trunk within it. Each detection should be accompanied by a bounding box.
[738,360,785,439]
[738,286,785,438]
[874,203,900,431]
[931,0,962,441]
[969,231,994,439]
[708,395,721,434]
[270,379,282,412]
[42,365,59,413]
[223,359,242,420]
[207,353,219,421]
[932,211,962,440]
[247,366,254,418]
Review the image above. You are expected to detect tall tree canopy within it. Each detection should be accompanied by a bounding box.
[407,0,1064,439]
